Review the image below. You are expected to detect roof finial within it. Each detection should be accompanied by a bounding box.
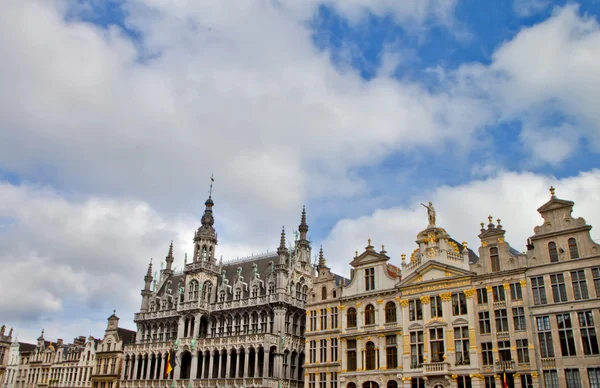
[168,241,174,258]
[318,246,327,268]
[209,174,215,199]
[550,185,556,198]
[298,206,308,240]
[278,226,287,255]
[146,259,153,276]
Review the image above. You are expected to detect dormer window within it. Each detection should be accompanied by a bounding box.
[235,289,241,300]
[365,268,375,291]
[490,247,500,272]
[321,287,327,300]
[219,291,225,302]
[549,242,559,262]
[268,283,275,294]
[568,238,580,259]
[252,286,258,298]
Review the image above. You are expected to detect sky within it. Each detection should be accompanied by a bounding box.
[2,0,600,344]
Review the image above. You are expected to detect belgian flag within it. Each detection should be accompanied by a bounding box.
[165,350,176,378]
[503,371,509,388]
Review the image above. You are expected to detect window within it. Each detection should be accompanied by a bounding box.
[548,241,559,262]
[476,288,488,304]
[235,289,241,300]
[387,381,398,388]
[516,339,529,363]
[309,374,316,388]
[484,376,496,388]
[498,340,511,361]
[268,283,275,294]
[314,339,324,363]
[320,309,327,330]
[565,369,582,388]
[479,311,491,334]
[330,372,338,388]
[537,316,554,357]
[310,310,317,331]
[365,342,376,370]
[578,311,599,355]
[309,341,316,363]
[365,268,375,291]
[251,286,258,298]
[365,304,375,325]
[452,293,467,315]
[454,326,470,365]
[188,280,199,300]
[490,247,500,272]
[347,308,357,328]
[429,328,445,362]
[510,282,522,300]
[520,375,532,388]
[513,307,526,331]
[544,371,559,388]
[386,335,397,369]
[550,273,568,302]
[319,373,327,388]
[347,340,357,371]
[410,331,424,368]
[589,368,600,388]
[331,307,338,328]
[322,287,327,300]
[456,376,472,388]
[495,309,509,332]
[531,276,547,305]
[557,313,577,356]
[593,267,600,297]
[385,302,397,323]
[492,285,505,302]
[568,238,580,259]
[430,296,442,318]
[331,338,338,362]
[348,384,356,388]
[409,300,422,321]
[411,378,425,388]
[571,270,589,300]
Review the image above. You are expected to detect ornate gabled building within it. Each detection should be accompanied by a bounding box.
[122,196,313,388]
[0,325,14,386]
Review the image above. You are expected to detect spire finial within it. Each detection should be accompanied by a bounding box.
[278,226,288,255]
[113,309,116,315]
[298,206,308,240]
[147,259,153,276]
[168,241,173,258]
[488,215,493,224]
[209,174,215,199]
[550,185,556,198]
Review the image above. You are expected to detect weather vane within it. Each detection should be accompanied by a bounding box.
[209,174,215,198]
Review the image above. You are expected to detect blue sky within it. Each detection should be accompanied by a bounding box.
[1,0,600,343]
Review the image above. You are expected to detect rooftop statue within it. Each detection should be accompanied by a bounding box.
[421,201,436,227]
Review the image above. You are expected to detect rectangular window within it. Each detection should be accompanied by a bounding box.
[589,368,600,388]
[516,339,529,363]
[477,288,488,304]
[537,316,555,358]
[411,378,425,388]
[331,338,338,362]
[495,309,509,332]
[452,293,468,315]
[592,267,600,297]
[544,371,559,388]
[456,376,472,388]
[330,372,338,388]
[410,331,424,368]
[309,341,316,363]
[430,328,445,362]
[409,299,422,321]
[557,313,577,356]
[513,307,526,331]
[309,374,316,388]
[319,372,327,388]
[531,276,547,305]
[520,374,532,388]
[565,369,582,388]
[454,326,470,365]
[498,340,511,361]
[331,307,338,328]
[320,309,327,330]
[386,335,398,369]
[550,273,568,302]
[430,295,443,318]
[484,376,496,388]
[510,282,522,300]
[479,311,491,334]
[492,285,505,302]
[320,339,327,362]
[579,311,599,355]
[365,268,375,291]
[571,270,589,300]
[310,311,317,331]
[347,340,357,371]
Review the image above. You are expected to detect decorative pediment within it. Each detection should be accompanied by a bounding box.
[451,318,469,326]
[537,198,574,213]
[349,245,389,268]
[425,317,447,328]
[408,323,423,330]
[400,261,472,286]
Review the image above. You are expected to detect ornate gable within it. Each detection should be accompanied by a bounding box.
[349,241,389,268]
[400,261,472,287]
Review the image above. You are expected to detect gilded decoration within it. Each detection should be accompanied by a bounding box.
[482,241,488,247]
[485,285,493,293]
[416,274,424,282]
[463,288,476,299]
[395,296,401,302]
[376,299,384,305]
[355,302,361,307]
[448,240,460,253]
[399,299,409,307]
[498,237,505,243]
[531,372,539,378]
[427,247,437,257]
[339,305,346,310]
[410,248,419,262]
[520,279,527,287]
[402,280,471,295]
[503,283,510,290]
[440,292,452,301]
[420,295,431,304]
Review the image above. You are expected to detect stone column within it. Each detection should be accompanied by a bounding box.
[198,352,204,379]
[194,314,202,337]
[133,356,139,380]
[145,357,152,380]
[173,353,181,380]
[243,351,250,378]
[157,354,163,380]
[121,358,128,380]
[225,350,231,379]
[208,351,215,379]
[254,350,260,378]
[190,351,198,380]
[177,318,185,339]
[235,351,242,378]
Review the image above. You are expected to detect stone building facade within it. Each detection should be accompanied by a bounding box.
[0,325,14,386]
[305,188,600,388]
[121,195,313,388]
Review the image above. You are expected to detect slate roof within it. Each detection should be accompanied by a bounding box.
[18,342,36,353]
[117,328,137,345]
[221,252,279,285]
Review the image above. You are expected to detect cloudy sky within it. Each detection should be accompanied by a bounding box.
[2,0,600,343]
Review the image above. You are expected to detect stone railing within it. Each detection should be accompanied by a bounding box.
[384,322,398,329]
[185,261,221,274]
[541,358,556,369]
[495,360,515,371]
[134,309,179,321]
[120,378,296,388]
[404,257,422,272]
[493,301,506,310]
[423,362,448,374]
[446,250,463,262]
[496,331,510,341]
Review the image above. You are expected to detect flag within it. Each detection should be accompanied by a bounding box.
[503,371,509,388]
[165,350,176,378]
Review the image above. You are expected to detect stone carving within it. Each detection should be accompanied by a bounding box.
[421,201,436,226]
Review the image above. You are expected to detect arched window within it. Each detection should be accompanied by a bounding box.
[490,247,500,272]
[387,381,398,388]
[252,286,258,298]
[204,281,212,301]
[568,238,580,259]
[385,302,396,323]
[348,384,356,388]
[188,280,199,300]
[322,287,327,300]
[363,383,379,388]
[365,304,375,325]
[333,290,337,298]
[268,283,275,294]
[365,342,376,370]
[347,308,357,328]
[296,283,302,299]
[235,289,241,300]
[549,242,559,262]
[302,285,308,301]
[201,246,207,261]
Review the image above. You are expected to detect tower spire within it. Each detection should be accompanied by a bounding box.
[318,246,327,269]
[278,227,287,254]
[298,206,308,241]
[165,241,174,272]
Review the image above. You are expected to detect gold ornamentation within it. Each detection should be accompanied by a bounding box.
[420,295,431,304]
[503,283,510,290]
[445,270,452,277]
[355,302,361,307]
[410,248,419,262]
[416,274,424,282]
[401,254,406,261]
[399,299,409,307]
[339,305,346,310]
[448,241,460,253]
[486,285,493,293]
[427,247,437,258]
[376,299,383,305]
[306,311,311,315]
[440,292,452,301]
[498,237,504,243]
[482,241,488,247]
[402,280,471,295]
[513,373,520,378]
[463,288,476,299]
[520,279,527,287]
[395,296,401,302]
[451,374,458,380]
[531,372,539,378]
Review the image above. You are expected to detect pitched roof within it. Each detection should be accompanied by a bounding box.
[117,328,137,345]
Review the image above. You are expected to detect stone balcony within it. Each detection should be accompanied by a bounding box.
[541,358,556,369]
[495,360,515,372]
[121,378,302,388]
[423,362,449,375]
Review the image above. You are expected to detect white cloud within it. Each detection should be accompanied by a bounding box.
[322,170,600,278]
[513,0,550,18]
